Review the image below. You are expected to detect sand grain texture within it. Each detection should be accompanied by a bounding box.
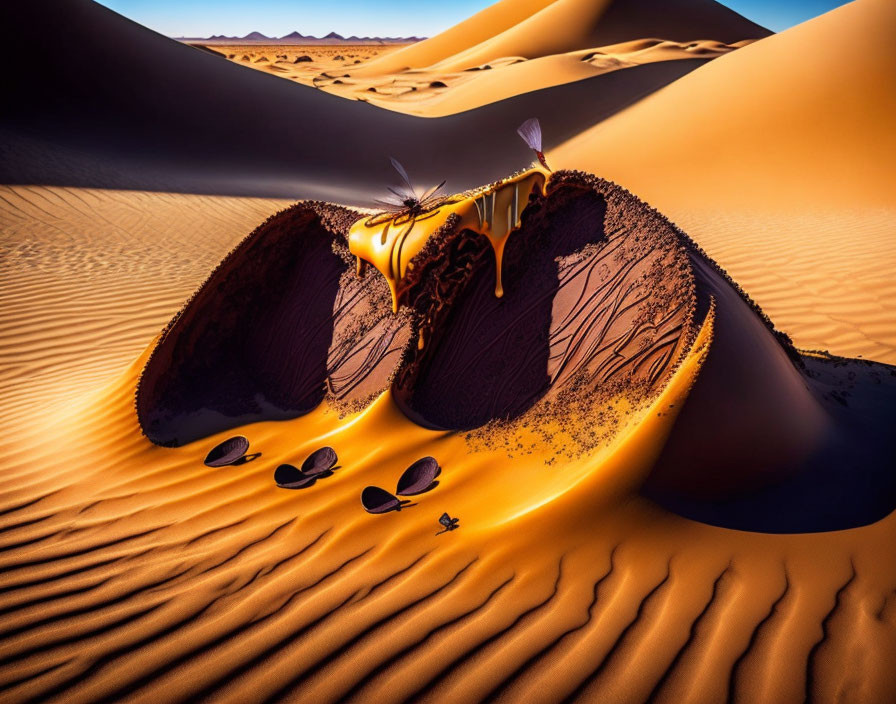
[0,186,290,433]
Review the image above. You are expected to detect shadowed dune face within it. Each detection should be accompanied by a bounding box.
[642,236,896,532]
[1,0,716,201]
[136,203,412,445]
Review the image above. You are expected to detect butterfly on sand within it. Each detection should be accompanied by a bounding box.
[437,512,460,534]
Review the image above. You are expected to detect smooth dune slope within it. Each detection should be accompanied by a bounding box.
[2,0,705,202]
[355,0,769,74]
[553,0,896,361]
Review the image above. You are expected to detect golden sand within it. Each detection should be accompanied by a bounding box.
[222,39,749,116]
[552,0,896,362]
[2,0,896,701]
[3,174,896,702]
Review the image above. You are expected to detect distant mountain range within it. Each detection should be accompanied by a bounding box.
[176,30,425,45]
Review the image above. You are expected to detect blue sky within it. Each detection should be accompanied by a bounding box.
[96,0,852,38]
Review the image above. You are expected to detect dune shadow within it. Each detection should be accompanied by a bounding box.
[642,248,896,533]
[643,356,896,533]
[397,183,608,430]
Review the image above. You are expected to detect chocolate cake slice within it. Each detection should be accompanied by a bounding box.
[136,202,412,446]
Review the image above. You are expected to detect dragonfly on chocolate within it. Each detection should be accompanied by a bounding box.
[366,157,453,227]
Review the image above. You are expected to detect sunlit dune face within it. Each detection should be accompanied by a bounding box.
[207,38,753,117]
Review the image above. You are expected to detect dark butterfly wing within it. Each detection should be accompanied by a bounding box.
[439,513,452,527]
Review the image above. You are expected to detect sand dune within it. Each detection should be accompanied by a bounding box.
[553,0,896,362]
[231,38,749,117]
[0,185,289,434]
[2,0,710,202]
[354,0,769,75]
[673,208,896,363]
[2,0,895,701]
[1,171,895,703]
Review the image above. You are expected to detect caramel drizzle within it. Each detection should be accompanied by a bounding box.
[349,169,547,312]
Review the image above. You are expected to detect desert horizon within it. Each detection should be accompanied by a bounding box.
[1,0,895,702]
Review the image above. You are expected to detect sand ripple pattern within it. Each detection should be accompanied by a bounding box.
[1,183,895,703]
[0,437,894,704]
[0,185,289,433]
[677,208,896,364]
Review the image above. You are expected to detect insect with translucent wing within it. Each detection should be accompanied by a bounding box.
[365,157,454,227]
[517,117,551,171]
[437,512,460,534]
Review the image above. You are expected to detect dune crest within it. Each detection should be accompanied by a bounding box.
[236,0,769,115]
[0,0,725,200]
[234,37,751,116]
[354,0,769,75]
